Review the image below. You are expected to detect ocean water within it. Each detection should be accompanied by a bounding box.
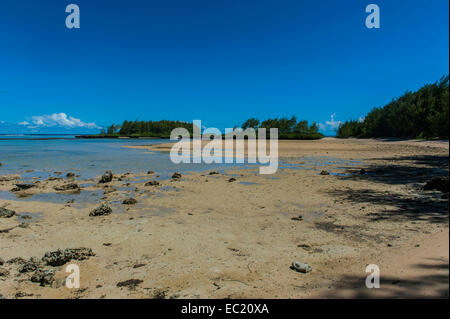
[0,135,252,181]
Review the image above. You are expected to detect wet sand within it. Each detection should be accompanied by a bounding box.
[0,138,448,299]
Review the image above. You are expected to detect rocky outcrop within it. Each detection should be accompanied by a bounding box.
[54,183,80,191]
[145,181,160,186]
[0,208,15,218]
[172,172,182,180]
[0,267,10,277]
[42,248,95,266]
[122,198,137,205]
[89,204,112,217]
[99,171,113,184]
[30,269,55,286]
[18,257,42,273]
[13,184,36,190]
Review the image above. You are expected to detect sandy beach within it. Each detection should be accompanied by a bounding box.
[0,138,448,299]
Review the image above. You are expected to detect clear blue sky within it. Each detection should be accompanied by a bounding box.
[0,0,448,134]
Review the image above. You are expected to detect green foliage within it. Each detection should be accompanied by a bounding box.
[106,120,194,137]
[241,118,260,130]
[337,76,449,139]
[241,116,324,140]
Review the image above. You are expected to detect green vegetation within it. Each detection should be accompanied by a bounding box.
[239,116,324,140]
[337,76,449,139]
[99,120,194,138]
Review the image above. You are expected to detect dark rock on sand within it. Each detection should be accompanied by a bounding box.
[423,176,449,193]
[7,257,26,265]
[42,248,95,266]
[54,183,80,191]
[0,207,15,218]
[172,172,182,179]
[0,257,4,265]
[122,198,138,205]
[147,171,154,174]
[99,170,113,184]
[89,204,112,217]
[209,171,220,175]
[145,181,160,186]
[47,176,63,181]
[14,183,36,190]
[291,215,303,221]
[0,267,10,277]
[66,172,75,179]
[320,170,330,176]
[360,169,366,175]
[30,269,55,286]
[19,257,42,273]
[228,178,236,182]
[116,279,143,289]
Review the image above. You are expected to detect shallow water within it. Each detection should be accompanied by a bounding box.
[0,136,254,181]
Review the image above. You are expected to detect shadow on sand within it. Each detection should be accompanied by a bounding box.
[322,259,449,299]
[329,155,449,224]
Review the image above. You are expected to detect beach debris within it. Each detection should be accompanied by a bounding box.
[133,263,146,269]
[172,172,182,180]
[209,171,220,175]
[147,171,154,174]
[423,176,449,193]
[30,269,55,286]
[0,257,4,265]
[291,215,303,221]
[291,261,312,273]
[0,207,15,218]
[228,178,237,182]
[18,257,42,273]
[320,170,330,175]
[99,170,113,183]
[66,172,75,179]
[360,169,366,175]
[122,198,138,205]
[89,204,112,217]
[145,181,160,186]
[54,183,80,192]
[42,248,95,266]
[0,267,10,277]
[116,279,143,290]
[13,183,36,190]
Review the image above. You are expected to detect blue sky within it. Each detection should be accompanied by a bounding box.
[0,0,448,135]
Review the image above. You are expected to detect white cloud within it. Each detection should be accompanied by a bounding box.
[18,121,30,126]
[27,113,101,129]
[319,113,342,132]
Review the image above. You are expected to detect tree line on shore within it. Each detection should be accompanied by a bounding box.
[337,76,449,139]
[101,117,324,139]
[239,116,323,139]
